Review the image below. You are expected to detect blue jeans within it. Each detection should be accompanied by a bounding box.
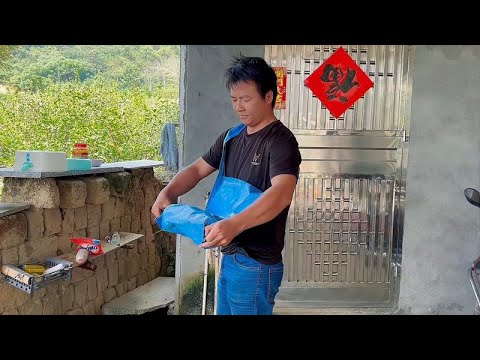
[216,251,283,315]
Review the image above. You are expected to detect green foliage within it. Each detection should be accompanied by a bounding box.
[0,45,180,92]
[0,45,180,186]
[0,78,179,167]
[0,46,19,69]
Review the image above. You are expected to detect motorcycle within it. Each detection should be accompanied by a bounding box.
[465,187,480,314]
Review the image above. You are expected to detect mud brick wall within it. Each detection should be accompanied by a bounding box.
[0,168,175,315]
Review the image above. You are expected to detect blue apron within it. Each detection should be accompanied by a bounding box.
[156,124,263,245]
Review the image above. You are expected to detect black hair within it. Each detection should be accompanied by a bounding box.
[225,55,277,109]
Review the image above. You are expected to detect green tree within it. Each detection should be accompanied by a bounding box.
[0,45,180,91]
[0,45,17,68]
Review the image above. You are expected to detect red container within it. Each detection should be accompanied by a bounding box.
[73,143,89,158]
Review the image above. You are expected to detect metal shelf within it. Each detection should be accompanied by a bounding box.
[1,232,144,295]
[1,258,73,295]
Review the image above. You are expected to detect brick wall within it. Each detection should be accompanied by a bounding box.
[0,168,175,315]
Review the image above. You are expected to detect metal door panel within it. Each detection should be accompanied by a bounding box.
[300,160,397,176]
[266,45,411,132]
[265,45,413,308]
[300,148,397,162]
[293,133,402,148]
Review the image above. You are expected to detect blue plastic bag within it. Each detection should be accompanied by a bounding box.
[156,124,263,244]
[157,204,221,245]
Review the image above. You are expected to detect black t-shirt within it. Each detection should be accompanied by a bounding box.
[202,120,302,264]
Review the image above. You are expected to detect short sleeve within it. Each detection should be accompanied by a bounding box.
[269,133,302,180]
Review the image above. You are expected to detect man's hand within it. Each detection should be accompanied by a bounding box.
[200,218,244,249]
[151,192,176,218]
[150,158,217,218]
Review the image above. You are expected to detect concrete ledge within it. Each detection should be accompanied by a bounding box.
[274,306,398,315]
[0,202,30,218]
[102,276,175,315]
[0,166,124,178]
[99,160,164,170]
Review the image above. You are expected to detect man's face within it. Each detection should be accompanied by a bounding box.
[230,80,273,127]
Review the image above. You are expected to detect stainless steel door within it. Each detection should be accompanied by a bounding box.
[265,45,413,308]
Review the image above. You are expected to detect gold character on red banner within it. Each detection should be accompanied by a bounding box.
[273,66,287,110]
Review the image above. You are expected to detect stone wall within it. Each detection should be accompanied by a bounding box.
[0,168,175,315]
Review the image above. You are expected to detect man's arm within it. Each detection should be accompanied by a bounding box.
[151,158,216,217]
[201,173,297,248]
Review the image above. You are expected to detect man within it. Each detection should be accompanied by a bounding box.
[151,55,301,315]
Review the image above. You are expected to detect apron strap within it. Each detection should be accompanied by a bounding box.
[208,123,246,205]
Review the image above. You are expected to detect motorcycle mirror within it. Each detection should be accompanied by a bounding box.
[464,188,480,208]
